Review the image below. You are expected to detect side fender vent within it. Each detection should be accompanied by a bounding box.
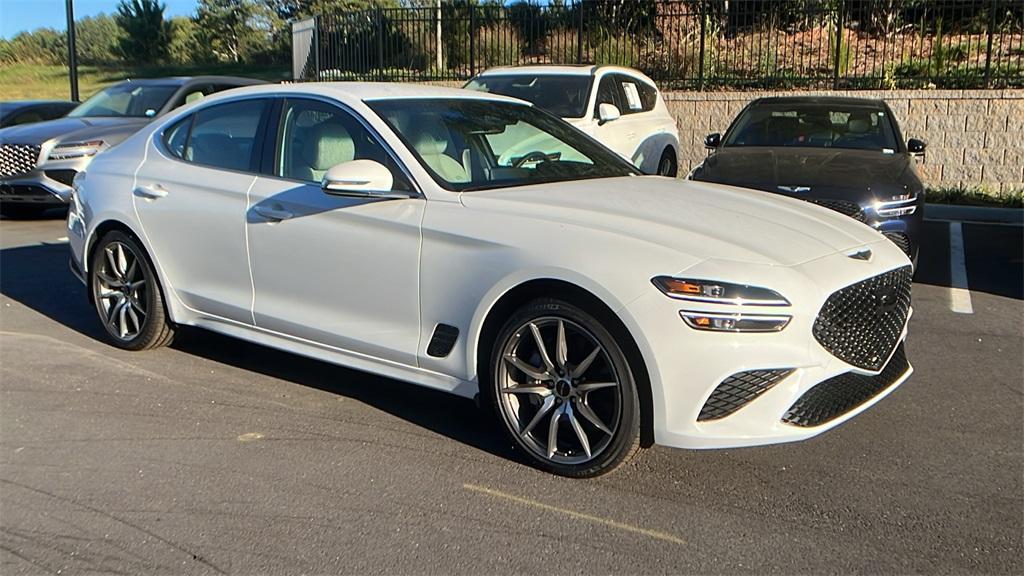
[427,323,459,358]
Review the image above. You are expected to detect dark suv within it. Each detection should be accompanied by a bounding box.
[689,96,926,265]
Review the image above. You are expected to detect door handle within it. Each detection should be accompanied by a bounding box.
[253,205,294,221]
[133,184,167,200]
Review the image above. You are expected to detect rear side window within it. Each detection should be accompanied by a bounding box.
[184,99,268,172]
[636,80,658,111]
[617,76,658,114]
[162,116,193,159]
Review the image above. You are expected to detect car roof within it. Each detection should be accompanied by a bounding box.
[473,64,657,87]
[104,76,265,87]
[197,81,531,105]
[750,96,888,108]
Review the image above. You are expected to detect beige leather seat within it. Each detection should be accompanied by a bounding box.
[293,121,355,182]
[409,123,469,183]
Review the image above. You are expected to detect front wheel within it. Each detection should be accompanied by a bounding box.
[90,230,175,350]
[656,148,678,177]
[489,298,641,477]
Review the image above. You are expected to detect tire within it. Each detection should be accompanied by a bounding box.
[0,204,48,219]
[488,298,641,477]
[656,147,678,177]
[90,230,175,350]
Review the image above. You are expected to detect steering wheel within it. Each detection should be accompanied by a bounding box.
[513,150,558,168]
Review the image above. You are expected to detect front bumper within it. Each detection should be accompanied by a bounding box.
[0,166,75,205]
[628,242,914,450]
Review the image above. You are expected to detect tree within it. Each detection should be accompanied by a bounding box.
[115,0,170,63]
[76,14,124,65]
[197,0,280,63]
[167,16,209,65]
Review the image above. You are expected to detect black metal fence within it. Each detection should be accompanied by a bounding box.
[293,0,1024,90]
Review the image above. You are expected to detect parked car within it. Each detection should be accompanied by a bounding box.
[69,83,914,477]
[465,65,680,176]
[0,76,264,218]
[0,100,77,128]
[689,96,926,264]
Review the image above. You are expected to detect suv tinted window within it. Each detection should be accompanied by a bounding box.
[594,75,623,118]
[184,99,268,171]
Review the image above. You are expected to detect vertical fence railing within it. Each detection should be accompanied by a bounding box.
[295,0,1022,89]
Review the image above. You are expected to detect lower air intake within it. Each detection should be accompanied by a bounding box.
[782,344,909,427]
[698,368,794,421]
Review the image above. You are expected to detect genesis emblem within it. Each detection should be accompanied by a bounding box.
[874,285,898,315]
[846,248,873,261]
[778,185,811,193]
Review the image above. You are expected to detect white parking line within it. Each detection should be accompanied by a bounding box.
[948,222,973,314]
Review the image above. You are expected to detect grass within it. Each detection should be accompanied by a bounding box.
[926,187,1024,209]
[0,63,290,101]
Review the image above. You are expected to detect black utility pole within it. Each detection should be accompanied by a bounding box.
[66,0,79,101]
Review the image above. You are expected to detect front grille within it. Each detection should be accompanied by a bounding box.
[882,231,912,257]
[0,144,41,178]
[698,369,794,421]
[813,266,912,370]
[808,198,866,222]
[783,344,909,427]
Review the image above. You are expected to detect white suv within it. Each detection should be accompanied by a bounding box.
[466,65,680,176]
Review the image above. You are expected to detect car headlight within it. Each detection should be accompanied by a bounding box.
[48,140,105,161]
[874,193,920,217]
[651,276,790,306]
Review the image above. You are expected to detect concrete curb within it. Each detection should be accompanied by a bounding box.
[925,203,1023,224]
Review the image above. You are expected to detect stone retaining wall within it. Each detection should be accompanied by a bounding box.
[664,89,1023,193]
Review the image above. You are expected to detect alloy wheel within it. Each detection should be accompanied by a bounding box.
[496,316,623,465]
[94,241,148,341]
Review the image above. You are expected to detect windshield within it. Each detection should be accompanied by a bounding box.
[369,98,638,192]
[724,103,900,152]
[464,75,593,118]
[69,83,178,118]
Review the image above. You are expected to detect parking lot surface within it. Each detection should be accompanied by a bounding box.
[1,211,1021,575]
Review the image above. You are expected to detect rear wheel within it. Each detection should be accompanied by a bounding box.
[90,231,175,350]
[489,298,641,477]
[656,148,678,177]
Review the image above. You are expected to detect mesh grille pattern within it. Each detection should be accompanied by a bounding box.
[882,231,912,257]
[698,369,794,421]
[0,144,41,178]
[783,344,909,427]
[809,198,866,222]
[813,266,912,370]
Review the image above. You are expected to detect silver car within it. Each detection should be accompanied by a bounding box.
[0,76,263,218]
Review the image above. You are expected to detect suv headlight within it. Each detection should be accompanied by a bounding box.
[651,276,790,306]
[48,140,105,161]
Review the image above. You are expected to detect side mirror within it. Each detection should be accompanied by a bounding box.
[321,159,409,199]
[907,138,926,155]
[597,103,621,125]
[704,133,721,149]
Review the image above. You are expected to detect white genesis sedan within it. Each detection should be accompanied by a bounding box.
[68,83,914,477]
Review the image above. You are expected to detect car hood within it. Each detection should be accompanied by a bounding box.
[459,176,884,267]
[697,147,914,200]
[0,116,150,145]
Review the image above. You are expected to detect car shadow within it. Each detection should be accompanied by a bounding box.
[0,242,516,463]
[913,219,1023,300]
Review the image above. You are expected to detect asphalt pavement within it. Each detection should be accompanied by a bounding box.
[1,210,1021,575]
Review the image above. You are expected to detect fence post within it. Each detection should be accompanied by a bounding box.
[376,8,385,80]
[698,0,706,90]
[984,0,997,87]
[576,0,584,64]
[469,4,476,77]
[832,0,845,90]
[313,15,321,81]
